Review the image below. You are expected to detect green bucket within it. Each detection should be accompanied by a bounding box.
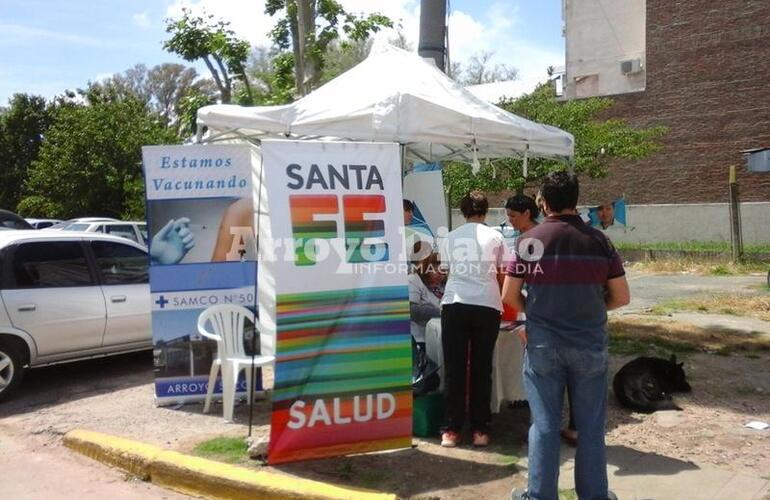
[412,392,445,437]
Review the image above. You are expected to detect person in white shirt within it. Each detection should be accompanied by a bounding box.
[438,191,505,448]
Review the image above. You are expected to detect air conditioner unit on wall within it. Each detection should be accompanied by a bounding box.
[620,58,643,75]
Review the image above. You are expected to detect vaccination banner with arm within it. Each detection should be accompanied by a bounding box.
[142,144,258,405]
[261,140,412,464]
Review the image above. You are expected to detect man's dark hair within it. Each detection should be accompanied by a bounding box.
[403,199,414,212]
[540,171,579,213]
[505,194,539,221]
[460,190,489,218]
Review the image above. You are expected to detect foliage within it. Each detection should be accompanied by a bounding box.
[177,90,217,137]
[455,51,519,86]
[265,0,392,97]
[319,37,373,84]
[442,82,667,204]
[0,94,51,212]
[17,87,179,219]
[246,47,296,105]
[164,8,253,104]
[90,63,218,136]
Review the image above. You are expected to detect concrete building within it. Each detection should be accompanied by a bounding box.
[562,0,770,205]
[564,0,646,99]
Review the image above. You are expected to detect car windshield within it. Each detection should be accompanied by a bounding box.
[62,223,90,231]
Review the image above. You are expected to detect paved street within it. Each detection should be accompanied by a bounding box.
[0,429,188,499]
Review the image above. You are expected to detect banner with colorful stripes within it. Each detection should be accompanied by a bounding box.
[261,140,411,464]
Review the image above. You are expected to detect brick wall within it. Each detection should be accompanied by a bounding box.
[579,0,770,204]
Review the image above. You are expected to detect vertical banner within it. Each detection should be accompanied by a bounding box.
[142,144,258,405]
[262,140,412,464]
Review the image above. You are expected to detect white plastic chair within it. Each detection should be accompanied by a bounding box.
[197,304,275,422]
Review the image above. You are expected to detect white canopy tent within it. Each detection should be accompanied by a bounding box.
[197,43,573,165]
[194,44,574,350]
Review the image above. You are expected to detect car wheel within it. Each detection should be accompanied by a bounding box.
[0,341,24,402]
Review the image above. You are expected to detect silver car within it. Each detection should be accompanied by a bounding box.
[60,220,148,246]
[0,231,151,401]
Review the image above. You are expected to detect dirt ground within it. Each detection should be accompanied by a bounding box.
[1,349,768,499]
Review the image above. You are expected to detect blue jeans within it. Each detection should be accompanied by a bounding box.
[523,344,609,500]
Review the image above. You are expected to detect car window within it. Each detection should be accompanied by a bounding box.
[0,217,30,230]
[36,222,55,229]
[104,224,139,243]
[91,241,148,285]
[137,224,148,245]
[11,241,93,288]
[64,223,90,231]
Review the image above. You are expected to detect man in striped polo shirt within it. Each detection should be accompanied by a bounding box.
[504,171,630,500]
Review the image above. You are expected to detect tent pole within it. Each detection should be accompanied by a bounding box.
[400,143,407,185]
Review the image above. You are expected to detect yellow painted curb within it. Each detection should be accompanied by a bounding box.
[64,429,159,480]
[64,429,396,500]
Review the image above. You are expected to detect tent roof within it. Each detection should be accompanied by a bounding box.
[197,43,573,163]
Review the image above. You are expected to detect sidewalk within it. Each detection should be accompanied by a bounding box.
[511,441,770,500]
[66,427,770,500]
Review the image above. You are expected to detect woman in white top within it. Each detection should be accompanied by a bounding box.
[408,252,445,345]
[439,191,505,448]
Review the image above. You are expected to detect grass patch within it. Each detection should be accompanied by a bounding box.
[497,448,520,467]
[609,317,770,356]
[652,294,770,322]
[192,437,248,464]
[559,489,578,500]
[615,241,770,254]
[627,259,769,275]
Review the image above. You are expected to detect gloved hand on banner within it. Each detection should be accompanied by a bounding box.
[150,217,195,265]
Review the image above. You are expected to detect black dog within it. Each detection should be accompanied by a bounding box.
[612,355,691,413]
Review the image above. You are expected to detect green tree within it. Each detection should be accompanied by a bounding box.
[265,0,392,97]
[443,82,667,204]
[91,63,218,136]
[249,28,411,101]
[17,87,178,219]
[456,51,519,86]
[0,94,51,212]
[177,89,217,137]
[163,9,253,104]
[246,47,296,105]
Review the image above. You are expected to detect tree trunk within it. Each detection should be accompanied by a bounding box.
[240,72,254,104]
[202,56,230,104]
[212,55,233,104]
[294,0,317,96]
[418,0,447,72]
[288,3,304,97]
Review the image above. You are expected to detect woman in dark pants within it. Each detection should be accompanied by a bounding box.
[439,191,505,447]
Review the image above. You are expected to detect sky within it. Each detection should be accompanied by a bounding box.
[0,0,565,105]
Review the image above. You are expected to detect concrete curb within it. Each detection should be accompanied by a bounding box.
[64,429,396,500]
